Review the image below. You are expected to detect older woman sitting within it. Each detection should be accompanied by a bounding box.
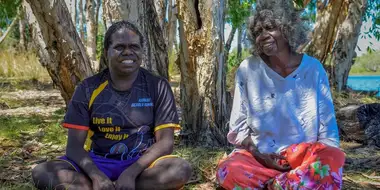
[216,1,345,190]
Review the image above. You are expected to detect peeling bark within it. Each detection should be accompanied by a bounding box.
[224,26,236,63]
[24,0,93,104]
[64,0,77,24]
[85,0,99,71]
[303,0,346,64]
[19,7,27,50]
[177,0,229,146]
[79,0,85,40]
[154,0,166,29]
[332,0,367,91]
[167,1,178,53]
[237,25,243,62]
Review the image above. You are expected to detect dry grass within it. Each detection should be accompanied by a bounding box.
[175,147,227,189]
[0,49,50,82]
[333,90,379,109]
[340,141,380,190]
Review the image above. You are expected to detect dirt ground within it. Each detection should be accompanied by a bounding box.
[0,80,379,190]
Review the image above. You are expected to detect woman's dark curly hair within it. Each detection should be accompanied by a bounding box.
[247,0,309,55]
[104,20,144,52]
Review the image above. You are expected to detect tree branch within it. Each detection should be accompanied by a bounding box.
[0,13,20,45]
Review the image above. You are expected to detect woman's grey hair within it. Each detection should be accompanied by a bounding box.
[247,0,309,55]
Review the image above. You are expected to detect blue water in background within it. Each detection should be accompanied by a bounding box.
[347,76,380,97]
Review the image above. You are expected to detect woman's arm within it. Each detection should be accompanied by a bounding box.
[63,83,114,189]
[66,129,113,185]
[227,64,251,146]
[317,68,340,148]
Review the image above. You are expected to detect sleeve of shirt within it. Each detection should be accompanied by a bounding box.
[62,82,90,131]
[153,79,181,132]
[317,66,340,148]
[226,65,251,146]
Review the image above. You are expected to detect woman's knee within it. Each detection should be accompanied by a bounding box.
[32,162,50,187]
[153,158,192,186]
[319,145,346,166]
[167,158,192,184]
[32,160,83,189]
[171,158,192,184]
[216,159,238,185]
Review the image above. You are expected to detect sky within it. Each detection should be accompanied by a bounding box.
[225,19,380,57]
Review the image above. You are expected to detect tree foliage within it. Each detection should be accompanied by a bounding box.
[226,0,255,29]
[0,0,21,29]
[362,0,380,51]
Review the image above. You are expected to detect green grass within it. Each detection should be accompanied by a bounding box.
[0,110,66,147]
[349,71,380,76]
[0,182,37,190]
[168,49,180,80]
[0,109,66,189]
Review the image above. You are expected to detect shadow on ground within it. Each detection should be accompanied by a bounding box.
[0,79,379,189]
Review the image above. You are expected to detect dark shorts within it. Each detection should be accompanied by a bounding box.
[57,152,140,181]
[57,153,179,181]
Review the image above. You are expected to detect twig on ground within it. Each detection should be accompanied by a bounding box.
[360,173,380,181]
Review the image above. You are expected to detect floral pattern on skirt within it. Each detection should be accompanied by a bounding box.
[216,142,345,190]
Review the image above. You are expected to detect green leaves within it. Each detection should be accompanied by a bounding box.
[295,0,304,8]
[362,0,380,51]
[226,0,255,29]
[0,0,22,29]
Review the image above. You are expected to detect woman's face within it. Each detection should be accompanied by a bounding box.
[105,28,143,76]
[254,20,288,56]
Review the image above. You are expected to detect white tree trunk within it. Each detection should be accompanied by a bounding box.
[332,0,367,91]
[224,26,236,63]
[95,0,101,32]
[64,0,77,24]
[85,0,99,71]
[177,0,229,146]
[79,0,85,40]
[102,0,119,30]
[303,0,346,64]
[24,0,93,104]
[167,1,178,53]
[102,0,169,79]
[19,7,27,50]
[154,0,166,30]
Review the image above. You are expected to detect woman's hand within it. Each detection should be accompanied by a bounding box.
[115,166,139,190]
[253,152,291,172]
[241,137,291,172]
[91,173,115,190]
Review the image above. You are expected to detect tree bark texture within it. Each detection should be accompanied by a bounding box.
[177,0,229,147]
[19,7,27,50]
[303,0,346,64]
[64,0,77,24]
[85,0,99,71]
[154,0,167,30]
[79,0,85,40]
[237,25,243,62]
[167,1,178,53]
[332,0,367,91]
[224,26,236,64]
[102,0,169,79]
[24,0,93,104]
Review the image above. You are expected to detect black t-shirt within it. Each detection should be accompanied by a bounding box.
[62,68,180,160]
